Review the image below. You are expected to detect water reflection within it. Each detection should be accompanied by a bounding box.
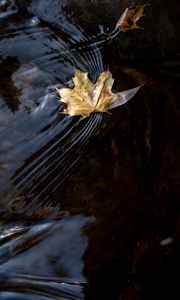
[0,215,94,299]
[0,0,18,19]
[0,0,108,214]
[0,1,106,298]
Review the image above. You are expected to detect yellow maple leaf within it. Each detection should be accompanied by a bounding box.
[118,4,148,32]
[57,69,141,117]
[57,70,116,117]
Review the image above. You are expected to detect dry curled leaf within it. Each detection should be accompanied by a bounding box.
[118,4,148,32]
[57,69,141,117]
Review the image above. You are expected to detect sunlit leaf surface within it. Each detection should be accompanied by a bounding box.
[57,70,140,117]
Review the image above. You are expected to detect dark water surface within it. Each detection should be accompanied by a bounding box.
[0,0,180,299]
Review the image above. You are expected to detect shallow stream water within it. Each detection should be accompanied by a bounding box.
[0,1,180,299]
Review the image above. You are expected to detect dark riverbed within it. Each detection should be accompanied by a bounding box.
[0,0,180,299]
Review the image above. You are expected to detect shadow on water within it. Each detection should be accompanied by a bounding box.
[0,57,20,112]
[0,0,180,300]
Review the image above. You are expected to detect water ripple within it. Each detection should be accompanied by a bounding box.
[0,215,94,299]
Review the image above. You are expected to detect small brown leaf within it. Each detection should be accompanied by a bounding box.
[118,4,148,32]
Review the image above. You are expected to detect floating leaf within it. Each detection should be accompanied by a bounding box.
[118,4,148,32]
[57,70,140,117]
